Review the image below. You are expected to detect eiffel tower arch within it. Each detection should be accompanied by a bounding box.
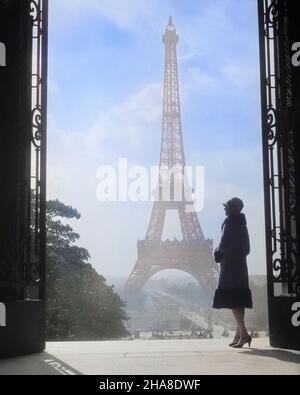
[125,17,218,293]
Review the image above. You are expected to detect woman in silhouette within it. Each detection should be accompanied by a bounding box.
[213,197,253,348]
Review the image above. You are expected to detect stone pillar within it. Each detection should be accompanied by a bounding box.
[0,0,47,358]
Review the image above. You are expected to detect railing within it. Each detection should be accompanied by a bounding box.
[258,0,299,299]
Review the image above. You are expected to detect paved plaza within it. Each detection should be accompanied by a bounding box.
[0,338,299,375]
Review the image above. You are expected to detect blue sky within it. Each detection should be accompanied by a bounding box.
[47,0,266,279]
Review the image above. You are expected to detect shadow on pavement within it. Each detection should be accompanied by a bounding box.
[0,352,82,375]
[240,348,300,365]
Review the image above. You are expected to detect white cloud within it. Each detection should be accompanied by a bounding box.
[222,61,259,88]
[183,67,217,96]
[179,1,234,62]
[81,82,162,158]
[50,0,167,32]
[48,82,162,202]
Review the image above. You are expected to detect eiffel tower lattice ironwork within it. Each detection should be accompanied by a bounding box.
[125,17,218,292]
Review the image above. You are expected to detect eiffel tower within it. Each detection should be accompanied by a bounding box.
[125,17,218,293]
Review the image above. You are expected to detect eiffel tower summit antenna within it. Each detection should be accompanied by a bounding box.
[125,17,218,293]
[168,15,173,26]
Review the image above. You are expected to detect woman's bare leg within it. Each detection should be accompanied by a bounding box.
[234,327,240,339]
[230,310,240,345]
[232,308,249,338]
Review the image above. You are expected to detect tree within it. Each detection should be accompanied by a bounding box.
[46,199,129,340]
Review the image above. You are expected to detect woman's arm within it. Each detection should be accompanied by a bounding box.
[214,220,231,262]
[242,225,250,256]
[218,220,232,253]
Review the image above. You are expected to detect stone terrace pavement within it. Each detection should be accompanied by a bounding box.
[0,338,299,375]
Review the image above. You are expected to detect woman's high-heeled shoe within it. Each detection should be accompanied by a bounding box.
[232,335,252,348]
[229,336,240,347]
